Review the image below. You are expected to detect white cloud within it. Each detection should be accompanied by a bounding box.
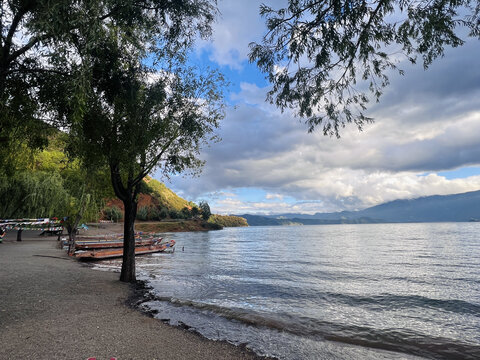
[158,6,480,215]
[265,193,284,200]
[197,0,272,69]
[208,172,480,215]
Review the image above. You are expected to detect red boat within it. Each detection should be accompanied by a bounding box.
[75,238,161,250]
[75,239,175,260]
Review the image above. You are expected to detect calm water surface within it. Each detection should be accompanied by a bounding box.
[97,223,480,359]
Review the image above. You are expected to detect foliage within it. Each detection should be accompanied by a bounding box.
[199,201,211,221]
[169,209,179,219]
[1,0,220,172]
[0,171,67,219]
[203,221,223,230]
[181,207,192,219]
[158,207,169,220]
[208,214,249,227]
[191,206,200,218]
[249,0,480,136]
[148,207,160,221]
[103,206,122,223]
[0,0,90,171]
[0,132,107,225]
[136,206,150,221]
[135,205,164,221]
[135,219,221,232]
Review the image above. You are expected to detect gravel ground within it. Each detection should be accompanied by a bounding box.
[0,231,260,360]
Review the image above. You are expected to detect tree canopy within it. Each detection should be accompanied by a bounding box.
[0,133,109,222]
[1,0,218,171]
[249,0,480,136]
[199,200,211,221]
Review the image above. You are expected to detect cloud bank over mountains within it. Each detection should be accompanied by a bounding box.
[161,1,480,215]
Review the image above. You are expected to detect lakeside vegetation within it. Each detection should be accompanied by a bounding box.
[0,134,248,230]
[0,134,111,222]
[208,214,248,228]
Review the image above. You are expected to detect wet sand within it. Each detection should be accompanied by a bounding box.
[0,230,260,360]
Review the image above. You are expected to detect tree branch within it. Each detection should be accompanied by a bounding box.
[6,65,71,77]
[6,34,47,63]
[131,126,182,186]
[263,0,325,39]
[337,0,387,90]
[3,3,31,58]
[110,163,127,202]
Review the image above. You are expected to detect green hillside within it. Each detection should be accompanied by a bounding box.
[143,176,192,211]
[1,134,248,228]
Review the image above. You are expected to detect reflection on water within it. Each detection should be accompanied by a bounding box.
[99,223,480,359]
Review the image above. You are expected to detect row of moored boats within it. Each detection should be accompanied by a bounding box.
[72,235,175,260]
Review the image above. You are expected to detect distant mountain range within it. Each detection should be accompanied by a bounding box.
[238,190,480,226]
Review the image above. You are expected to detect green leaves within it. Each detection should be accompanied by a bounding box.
[250,0,479,137]
[199,201,211,221]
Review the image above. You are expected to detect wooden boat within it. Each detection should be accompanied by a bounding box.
[75,239,175,260]
[75,237,161,250]
[76,231,153,239]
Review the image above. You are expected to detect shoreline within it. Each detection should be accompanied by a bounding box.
[125,280,272,359]
[0,231,265,360]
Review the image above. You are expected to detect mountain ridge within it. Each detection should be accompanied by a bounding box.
[237,190,480,226]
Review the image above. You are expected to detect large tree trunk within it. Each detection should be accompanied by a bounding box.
[120,194,137,282]
[110,164,139,283]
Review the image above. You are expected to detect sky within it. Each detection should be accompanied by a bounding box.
[154,0,480,215]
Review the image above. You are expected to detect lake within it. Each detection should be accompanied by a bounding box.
[96,223,480,359]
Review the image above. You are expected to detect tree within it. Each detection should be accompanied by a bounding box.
[62,10,224,282]
[0,133,107,251]
[199,201,211,221]
[63,189,94,256]
[104,206,123,223]
[191,206,200,218]
[249,0,480,136]
[0,171,68,218]
[82,63,223,283]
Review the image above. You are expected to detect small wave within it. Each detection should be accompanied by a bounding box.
[323,293,480,316]
[141,295,480,360]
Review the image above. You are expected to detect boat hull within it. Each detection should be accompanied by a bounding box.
[75,240,175,260]
[75,238,161,250]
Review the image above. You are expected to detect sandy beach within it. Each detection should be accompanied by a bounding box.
[0,229,261,360]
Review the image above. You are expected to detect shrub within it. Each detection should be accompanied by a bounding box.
[159,207,168,220]
[191,206,199,218]
[148,207,161,221]
[104,206,122,222]
[169,209,179,219]
[181,206,191,219]
[136,206,149,221]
